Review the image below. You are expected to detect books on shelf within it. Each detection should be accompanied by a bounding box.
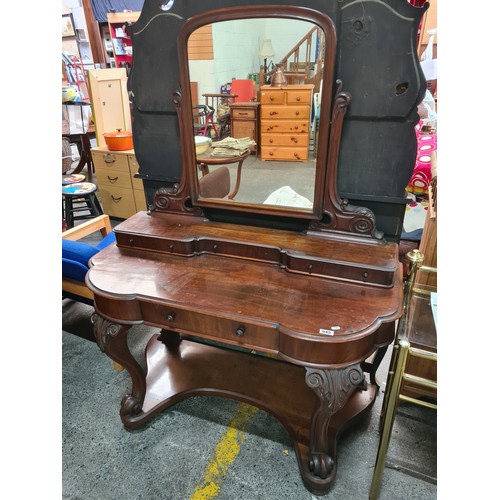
[112,38,125,55]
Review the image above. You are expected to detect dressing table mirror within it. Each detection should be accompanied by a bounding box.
[145,4,382,240]
[87,0,427,495]
[186,16,324,214]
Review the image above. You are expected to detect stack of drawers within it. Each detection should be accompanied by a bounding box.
[260,84,314,162]
[91,146,148,219]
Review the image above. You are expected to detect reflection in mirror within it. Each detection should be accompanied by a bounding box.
[187,18,324,213]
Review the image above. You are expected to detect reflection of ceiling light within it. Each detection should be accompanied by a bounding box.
[259,39,275,58]
[160,0,175,11]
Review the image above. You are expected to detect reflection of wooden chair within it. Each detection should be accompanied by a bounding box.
[369,249,437,499]
[196,149,250,200]
[199,167,231,199]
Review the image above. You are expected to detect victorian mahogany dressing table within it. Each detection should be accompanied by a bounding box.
[85,2,427,495]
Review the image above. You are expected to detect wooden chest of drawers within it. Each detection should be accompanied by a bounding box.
[91,147,148,219]
[260,84,314,162]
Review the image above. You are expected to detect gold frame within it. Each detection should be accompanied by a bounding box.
[62,13,76,38]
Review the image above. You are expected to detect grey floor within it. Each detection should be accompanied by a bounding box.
[62,148,436,499]
[201,154,317,206]
[62,298,436,500]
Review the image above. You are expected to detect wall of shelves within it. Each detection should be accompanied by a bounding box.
[107,12,141,70]
[62,9,91,100]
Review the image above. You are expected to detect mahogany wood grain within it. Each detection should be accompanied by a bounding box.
[114,211,399,287]
[88,241,402,366]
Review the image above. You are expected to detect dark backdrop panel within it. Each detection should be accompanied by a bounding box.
[337,0,426,119]
[128,0,428,239]
[338,120,418,199]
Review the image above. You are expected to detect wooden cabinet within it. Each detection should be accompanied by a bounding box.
[229,102,260,154]
[91,147,147,219]
[87,68,131,147]
[107,12,141,68]
[260,84,314,162]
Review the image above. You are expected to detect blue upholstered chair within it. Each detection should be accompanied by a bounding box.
[62,214,116,305]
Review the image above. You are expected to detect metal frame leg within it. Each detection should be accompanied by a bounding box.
[369,339,410,500]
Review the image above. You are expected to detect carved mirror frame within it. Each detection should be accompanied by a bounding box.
[152,4,380,239]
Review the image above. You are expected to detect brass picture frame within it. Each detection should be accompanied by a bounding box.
[62,13,76,38]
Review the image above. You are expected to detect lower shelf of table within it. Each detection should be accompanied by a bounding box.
[122,334,377,495]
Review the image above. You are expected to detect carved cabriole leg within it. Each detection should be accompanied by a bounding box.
[305,364,364,479]
[91,314,146,425]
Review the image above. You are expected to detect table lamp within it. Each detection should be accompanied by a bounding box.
[260,39,275,75]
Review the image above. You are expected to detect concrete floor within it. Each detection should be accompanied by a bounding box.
[200,154,317,206]
[62,297,436,500]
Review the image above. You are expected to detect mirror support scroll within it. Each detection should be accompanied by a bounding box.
[309,82,383,239]
[152,89,203,217]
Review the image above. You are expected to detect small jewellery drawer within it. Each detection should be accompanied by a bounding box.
[232,108,256,119]
[140,302,278,351]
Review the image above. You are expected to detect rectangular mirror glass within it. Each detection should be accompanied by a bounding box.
[188,18,324,214]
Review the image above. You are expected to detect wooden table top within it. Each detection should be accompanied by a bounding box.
[89,242,402,335]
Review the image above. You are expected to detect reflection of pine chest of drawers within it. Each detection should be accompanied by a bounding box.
[91,147,147,219]
[260,84,314,162]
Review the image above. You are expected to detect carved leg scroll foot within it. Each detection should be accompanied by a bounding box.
[91,314,147,427]
[304,365,365,481]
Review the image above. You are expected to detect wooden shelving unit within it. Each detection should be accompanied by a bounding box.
[107,11,141,69]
